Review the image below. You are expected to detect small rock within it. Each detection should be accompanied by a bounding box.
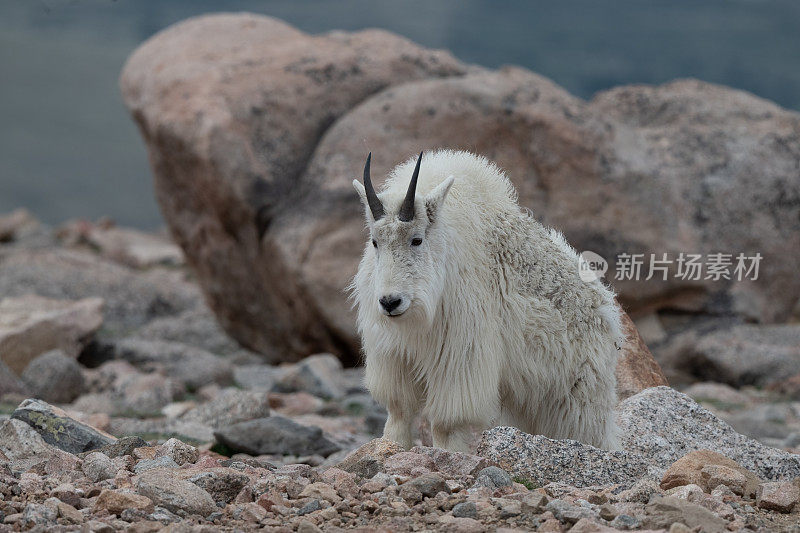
[136,468,217,517]
[82,451,116,482]
[0,208,37,242]
[756,481,799,513]
[94,490,154,515]
[92,435,149,458]
[452,501,477,518]
[0,294,103,374]
[181,388,270,428]
[335,438,404,478]
[297,519,323,533]
[384,451,436,477]
[682,382,751,407]
[473,466,513,490]
[299,482,342,504]
[700,464,747,495]
[213,415,340,456]
[297,499,322,516]
[234,364,285,391]
[545,499,594,524]
[157,438,198,465]
[274,353,346,399]
[112,338,233,390]
[50,483,81,508]
[598,503,617,520]
[643,496,727,533]
[410,445,493,477]
[20,350,85,403]
[405,472,450,498]
[186,468,249,504]
[0,358,27,395]
[135,456,179,474]
[610,514,640,530]
[50,498,83,524]
[660,449,759,497]
[21,502,57,528]
[616,477,661,503]
[11,398,115,454]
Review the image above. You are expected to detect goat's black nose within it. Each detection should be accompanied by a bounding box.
[379,295,402,313]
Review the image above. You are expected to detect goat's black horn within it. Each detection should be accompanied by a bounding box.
[398,151,423,222]
[363,152,385,220]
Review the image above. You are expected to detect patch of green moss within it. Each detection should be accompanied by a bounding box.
[512,476,539,490]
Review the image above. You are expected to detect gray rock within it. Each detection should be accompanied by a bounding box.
[477,426,651,488]
[92,435,149,458]
[135,456,179,474]
[0,294,103,375]
[233,364,285,391]
[410,446,493,477]
[181,388,270,429]
[82,451,117,481]
[86,360,181,416]
[158,438,198,466]
[187,468,249,504]
[214,416,341,457]
[0,418,64,472]
[11,398,115,454]
[297,499,321,516]
[21,350,85,404]
[112,338,234,390]
[274,353,346,399]
[135,307,263,360]
[661,324,800,387]
[545,499,595,524]
[642,496,727,532]
[0,358,27,396]
[610,514,641,530]
[473,466,513,490]
[148,505,182,523]
[137,468,217,517]
[21,502,58,529]
[0,248,202,338]
[404,473,450,498]
[617,386,800,480]
[452,501,477,518]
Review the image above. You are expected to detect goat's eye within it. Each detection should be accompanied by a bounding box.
[411,237,423,246]
[372,239,377,248]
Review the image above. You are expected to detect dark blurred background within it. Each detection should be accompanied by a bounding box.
[2,0,799,229]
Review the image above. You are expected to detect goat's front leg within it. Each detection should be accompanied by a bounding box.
[365,355,423,450]
[425,359,500,453]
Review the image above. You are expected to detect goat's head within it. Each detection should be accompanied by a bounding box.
[352,152,454,320]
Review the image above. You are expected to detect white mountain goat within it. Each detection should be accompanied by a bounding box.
[351,150,623,452]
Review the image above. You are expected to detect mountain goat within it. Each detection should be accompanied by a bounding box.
[351,149,623,452]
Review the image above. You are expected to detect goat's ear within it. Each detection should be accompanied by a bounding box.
[352,179,375,224]
[424,175,455,224]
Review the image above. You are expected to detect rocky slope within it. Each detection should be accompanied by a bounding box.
[0,213,799,531]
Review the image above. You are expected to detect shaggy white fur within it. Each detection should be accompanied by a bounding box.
[351,149,623,452]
